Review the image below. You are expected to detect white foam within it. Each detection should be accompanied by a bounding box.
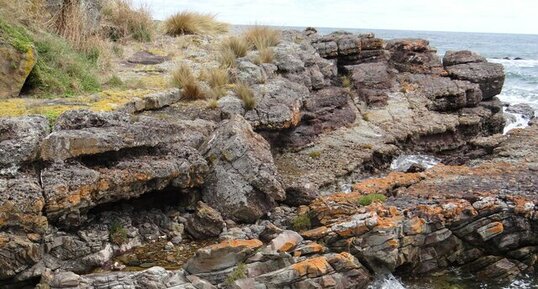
[368,274,407,289]
[489,58,538,68]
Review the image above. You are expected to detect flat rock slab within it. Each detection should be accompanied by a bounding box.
[127,51,170,65]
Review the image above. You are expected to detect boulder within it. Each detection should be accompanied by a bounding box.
[402,74,483,111]
[184,239,263,274]
[41,111,213,161]
[387,39,444,75]
[446,62,505,100]
[506,103,535,119]
[443,50,487,66]
[262,230,303,254]
[200,115,285,223]
[347,62,394,106]
[245,77,308,130]
[127,50,170,65]
[0,25,36,98]
[186,202,225,240]
[41,145,208,225]
[0,233,43,281]
[0,116,49,173]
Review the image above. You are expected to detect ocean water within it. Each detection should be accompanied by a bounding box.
[315,28,538,132]
[312,28,538,289]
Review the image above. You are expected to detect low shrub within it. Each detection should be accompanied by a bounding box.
[109,221,129,245]
[291,213,312,232]
[164,11,229,36]
[358,194,387,206]
[225,263,247,285]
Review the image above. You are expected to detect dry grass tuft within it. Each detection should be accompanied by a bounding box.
[171,63,195,88]
[234,82,256,110]
[101,0,154,42]
[182,81,205,100]
[164,11,229,36]
[221,36,249,58]
[201,67,229,89]
[218,47,238,68]
[207,98,219,109]
[243,26,281,50]
[171,63,205,100]
[256,48,274,64]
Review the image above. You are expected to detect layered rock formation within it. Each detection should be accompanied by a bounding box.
[1,28,534,289]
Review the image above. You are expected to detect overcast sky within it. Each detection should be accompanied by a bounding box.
[134,0,538,35]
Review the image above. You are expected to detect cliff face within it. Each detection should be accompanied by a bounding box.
[0,28,535,289]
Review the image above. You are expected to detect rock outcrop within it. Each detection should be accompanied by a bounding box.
[1,27,533,289]
[200,115,285,223]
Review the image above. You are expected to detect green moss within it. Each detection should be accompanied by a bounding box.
[309,151,321,159]
[225,263,247,285]
[26,32,101,97]
[109,221,129,245]
[291,213,312,232]
[358,194,387,206]
[0,18,33,53]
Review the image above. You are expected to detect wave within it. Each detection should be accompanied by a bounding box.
[489,58,538,68]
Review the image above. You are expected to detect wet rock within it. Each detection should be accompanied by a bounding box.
[186,202,225,240]
[184,239,263,274]
[200,115,285,223]
[443,50,487,66]
[446,62,505,100]
[506,103,535,119]
[127,50,170,65]
[0,116,49,173]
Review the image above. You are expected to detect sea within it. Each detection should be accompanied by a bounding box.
[312,28,538,289]
[316,28,538,133]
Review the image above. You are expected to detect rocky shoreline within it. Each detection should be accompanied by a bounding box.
[1,28,536,289]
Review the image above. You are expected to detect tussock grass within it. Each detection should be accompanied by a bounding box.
[101,0,154,42]
[171,63,205,100]
[218,47,238,68]
[164,11,229,36]
[243,26,280,50]
[256,48,274,64]
[201,68,229,99]
[171,63,195,88]
[201,67,229,89]
[207,98,219,109]
[234,82,256,110]
[221,36,249,58]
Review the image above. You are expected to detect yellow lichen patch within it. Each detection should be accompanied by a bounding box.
[291,256,332,278]
[0,98,27,117]
[278,241,299,253]
[486,222,504,235]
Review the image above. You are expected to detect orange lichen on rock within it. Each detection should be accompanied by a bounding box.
[208,239,263,251]
[294,243,325,257]
[352,171,424,195]
[301,226,330,240]
[291,256,333,278]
